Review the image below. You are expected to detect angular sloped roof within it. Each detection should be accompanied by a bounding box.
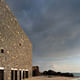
[0,2,32,46]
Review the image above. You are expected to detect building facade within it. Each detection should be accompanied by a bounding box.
[0,1,32,80]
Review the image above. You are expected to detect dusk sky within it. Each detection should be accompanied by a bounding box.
[7,0,80,72]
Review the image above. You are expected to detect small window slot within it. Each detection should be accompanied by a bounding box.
[1,49,4,53]
[19,43,21,46]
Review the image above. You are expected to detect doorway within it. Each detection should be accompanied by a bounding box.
[0,70,4,80]
[11,70,17,80]
[15,70,17,80]
[19,71,21,80]
[23,71,28,79]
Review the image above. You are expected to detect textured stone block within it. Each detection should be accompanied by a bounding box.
[0,2,32,80]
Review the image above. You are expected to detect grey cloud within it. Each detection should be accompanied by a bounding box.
[7,0,33,11]
[6,0,80,67]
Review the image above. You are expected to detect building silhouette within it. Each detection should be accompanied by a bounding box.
[0,1,32,80]
[32,66,41,76]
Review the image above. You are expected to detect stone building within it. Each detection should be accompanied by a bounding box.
[0,0,32,80]
[32,66,41,76]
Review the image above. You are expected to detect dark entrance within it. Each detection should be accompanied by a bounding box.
[11,70,17,80]
[25,71,28,78]
[23,71,25,79]
[11,70,14,80]
[15,70,17,80]
[0,70,4,80]
[19,71,21,80]
[23,71,28,79]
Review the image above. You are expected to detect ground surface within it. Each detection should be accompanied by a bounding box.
[31,76,75,80]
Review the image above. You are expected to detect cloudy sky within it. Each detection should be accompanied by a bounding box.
[7,0,80,72]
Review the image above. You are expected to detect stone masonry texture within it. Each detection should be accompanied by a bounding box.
[0,1,32,80]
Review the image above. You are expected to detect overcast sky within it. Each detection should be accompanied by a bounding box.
[7,0,80,72]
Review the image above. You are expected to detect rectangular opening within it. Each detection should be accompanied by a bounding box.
[25,71,28,78]
[15,70,17,80]
[23,71,25,79]
[19,71,21,80]
[11,70,14,80]
[11,70,17,80]
[23,71,28,79]
[0,70,4,80]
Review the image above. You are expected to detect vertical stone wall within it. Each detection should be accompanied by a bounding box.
[0,2,32,80]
